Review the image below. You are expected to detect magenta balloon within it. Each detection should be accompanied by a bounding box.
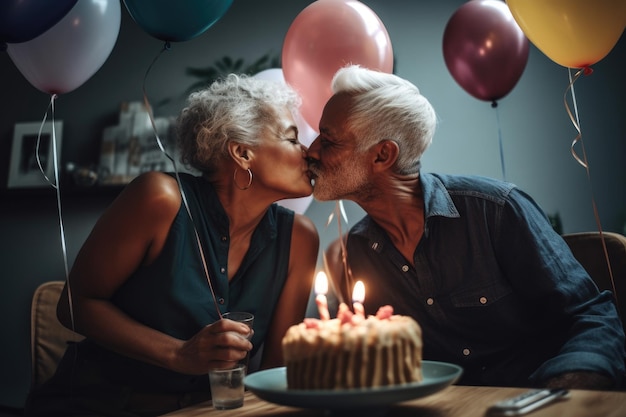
[7,0,121,95]
[282,0,393,129]
[443,0,529,102]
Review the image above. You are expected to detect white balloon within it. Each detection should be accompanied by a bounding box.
[254,68,283,82]
[254,68,318,147]
[7,0,121,95]
[254,68,316,215]
[297,116,318,148]
[276,196,314,215]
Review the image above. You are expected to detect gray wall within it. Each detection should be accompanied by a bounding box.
[1,0,624,408]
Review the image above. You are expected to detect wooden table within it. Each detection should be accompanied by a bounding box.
[162,385,626,417]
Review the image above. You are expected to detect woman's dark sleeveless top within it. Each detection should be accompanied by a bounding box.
[71,173,294,393]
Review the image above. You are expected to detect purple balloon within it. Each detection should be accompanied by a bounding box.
[443,0,529,103]
[0,0,77,45]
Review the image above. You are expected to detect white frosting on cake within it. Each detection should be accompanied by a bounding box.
[282,306,423,389]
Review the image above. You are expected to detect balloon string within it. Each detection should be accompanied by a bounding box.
[142,42,222,319]
[565,69,587,169]
[563,67,618,310]
[492,101,507,181]
[36,95,76,333]
[36,98,56,188]
[322,201,351,304]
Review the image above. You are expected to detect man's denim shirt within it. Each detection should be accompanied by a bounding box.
[344,172,625,387]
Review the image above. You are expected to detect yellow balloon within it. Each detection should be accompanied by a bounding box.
[506,0,626,68]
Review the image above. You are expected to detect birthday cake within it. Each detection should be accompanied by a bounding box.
[282,304,423,390]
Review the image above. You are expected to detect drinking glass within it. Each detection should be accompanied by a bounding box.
[222,312,254,369]
[208,364,246,410]
[222,312,254,339]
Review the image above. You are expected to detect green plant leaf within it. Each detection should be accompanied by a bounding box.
[187,52,279,83]
[177,52,282,98]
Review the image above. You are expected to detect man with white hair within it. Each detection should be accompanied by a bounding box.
[307,64,625,390]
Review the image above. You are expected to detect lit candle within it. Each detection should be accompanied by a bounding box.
[352,280,365,318]
[315,271,330,320]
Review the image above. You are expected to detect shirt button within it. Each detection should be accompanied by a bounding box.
[220,267,226,274]
[218,297,225,305]
[371,242,379,250]
[426,298,434,306]
[462,348,471,356]
[401,265,409,272]
[479,296,487,304]
[221,236,227,242]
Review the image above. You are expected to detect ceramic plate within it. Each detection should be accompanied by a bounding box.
[244,360,462,410]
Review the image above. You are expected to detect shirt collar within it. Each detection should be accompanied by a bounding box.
[350,171,460,245]
[420,172,460,220]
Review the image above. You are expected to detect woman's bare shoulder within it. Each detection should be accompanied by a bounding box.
[292,213,319,241]
[114,171,182,217]
[290,213,320,268]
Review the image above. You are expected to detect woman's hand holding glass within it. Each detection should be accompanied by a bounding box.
[174,319,252,374]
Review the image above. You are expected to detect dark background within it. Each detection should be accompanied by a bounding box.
[1,0,624,409]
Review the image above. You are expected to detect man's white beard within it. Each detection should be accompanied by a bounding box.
[312,159,369,201]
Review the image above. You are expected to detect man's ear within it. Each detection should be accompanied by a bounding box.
[227,142,252,169]
[372,140,399,172]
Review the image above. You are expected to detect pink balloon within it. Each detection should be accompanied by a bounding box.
[282,0,393,129]
[7,0,121,95]
[443,0,529,103]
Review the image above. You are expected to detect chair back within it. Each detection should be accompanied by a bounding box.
[562,232,626,334]
[30,281,84,387]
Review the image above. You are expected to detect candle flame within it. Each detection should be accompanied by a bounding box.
[315,271,328,295]
[352,280,365,303]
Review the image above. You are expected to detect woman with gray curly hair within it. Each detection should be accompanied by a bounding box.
[25,75,318,417]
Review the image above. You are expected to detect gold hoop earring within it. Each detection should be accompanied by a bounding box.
[233,168,253,190]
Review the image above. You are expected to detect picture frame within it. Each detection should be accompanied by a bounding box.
[7,121,63,188]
